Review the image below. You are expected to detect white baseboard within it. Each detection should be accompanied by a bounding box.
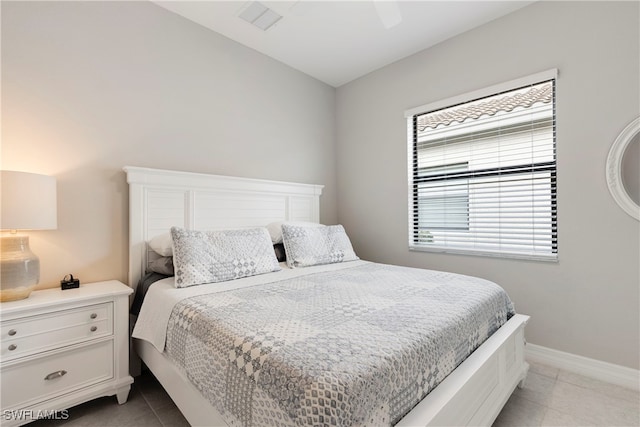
[525,343,640,391]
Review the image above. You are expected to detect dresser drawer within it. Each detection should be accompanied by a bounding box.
[1,340,114,410]
[1,303,112,361]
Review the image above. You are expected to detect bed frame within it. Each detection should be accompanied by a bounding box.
[125,166,529,426]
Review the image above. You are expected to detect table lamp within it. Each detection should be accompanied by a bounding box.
[1,171,57,302]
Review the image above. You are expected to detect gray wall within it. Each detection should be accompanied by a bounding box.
[1,1,336,287]
[336,1,640,369]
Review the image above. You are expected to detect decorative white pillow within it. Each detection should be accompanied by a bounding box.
[171,227,280,288]
[148,232,173,256]
[266,221,322,243]
[282,224,359,268]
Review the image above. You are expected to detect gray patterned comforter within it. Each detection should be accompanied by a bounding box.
[164,262,515,426]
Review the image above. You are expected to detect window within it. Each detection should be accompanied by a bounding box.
[407,70,557,261]
[417,163,469,232]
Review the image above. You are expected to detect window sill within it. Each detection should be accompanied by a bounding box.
[409,244,558,262]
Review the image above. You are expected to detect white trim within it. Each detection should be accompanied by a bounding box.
[525,343,640,391]
[124,166,323,197]
[409,245,559,262]
[404,68,558,118]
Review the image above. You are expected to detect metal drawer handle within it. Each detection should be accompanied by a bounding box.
[90,326,98,332]
[8,344,17,351]
[90,313,97,319]
[8,329,16,336]
[44,370,67,381]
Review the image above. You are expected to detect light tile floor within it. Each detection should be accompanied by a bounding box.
[29,362,639,426]
[492,362,640,427]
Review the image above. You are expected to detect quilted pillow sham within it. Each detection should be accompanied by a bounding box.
[171,227,280,288]
[266,220,322,244]
[282,224,359,268]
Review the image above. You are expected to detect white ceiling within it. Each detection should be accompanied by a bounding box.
[153,1,535,87]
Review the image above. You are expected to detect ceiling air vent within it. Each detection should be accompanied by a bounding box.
[238,2,282,31]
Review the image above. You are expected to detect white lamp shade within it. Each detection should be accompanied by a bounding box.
[1,171,57,230]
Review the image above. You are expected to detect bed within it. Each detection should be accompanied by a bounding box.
[125,166,529,426]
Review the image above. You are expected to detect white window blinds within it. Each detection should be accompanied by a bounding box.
[407,72,557,261]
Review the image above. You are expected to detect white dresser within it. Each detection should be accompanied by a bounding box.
[0,281,133,426]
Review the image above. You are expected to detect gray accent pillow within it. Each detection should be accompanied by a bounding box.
[282,224,359,268]
[273,244,286,263]
[147,256,174,276]
[171,227,281,288]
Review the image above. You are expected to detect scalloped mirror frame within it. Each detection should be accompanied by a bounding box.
[606,117,640,220]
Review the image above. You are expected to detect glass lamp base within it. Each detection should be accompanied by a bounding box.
[0,235,40,302]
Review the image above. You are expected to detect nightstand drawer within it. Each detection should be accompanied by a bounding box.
[1,340,114,410]
[1,303,113,361]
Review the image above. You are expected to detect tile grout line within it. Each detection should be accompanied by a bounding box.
[538,405,550,427]
[137,382,167,427]
[537,368,639,426]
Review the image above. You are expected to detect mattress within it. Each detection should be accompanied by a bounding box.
[133,261,515,426]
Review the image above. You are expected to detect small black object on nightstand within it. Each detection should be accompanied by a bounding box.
[60,274,80,290]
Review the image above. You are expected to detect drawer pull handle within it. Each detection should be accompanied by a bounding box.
[8,329,16,336]
[90,326,98,332]
[44,370,67,381]
[8,344,17,351]
[90,313,97,319]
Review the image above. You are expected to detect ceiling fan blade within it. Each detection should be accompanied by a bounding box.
[374,0,402,29]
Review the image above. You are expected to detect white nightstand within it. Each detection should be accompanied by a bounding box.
[0,281,134,426]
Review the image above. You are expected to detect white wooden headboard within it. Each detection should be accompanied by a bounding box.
[124,166,324,288]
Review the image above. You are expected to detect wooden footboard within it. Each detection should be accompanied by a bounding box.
[397,313,530,426]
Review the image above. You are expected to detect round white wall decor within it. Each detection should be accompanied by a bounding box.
[606,117,640,220]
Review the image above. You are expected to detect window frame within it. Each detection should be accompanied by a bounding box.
[405,69,559,262]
